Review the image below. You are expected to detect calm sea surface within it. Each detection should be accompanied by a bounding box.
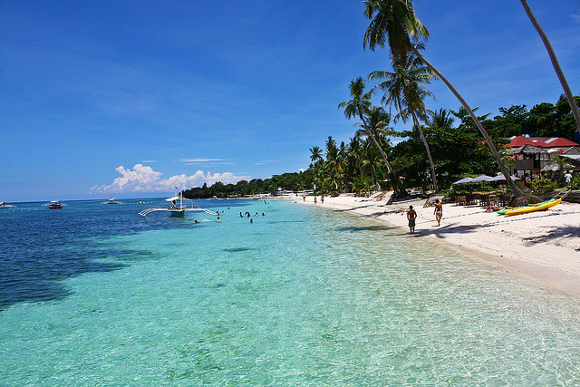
[1,199,579,385]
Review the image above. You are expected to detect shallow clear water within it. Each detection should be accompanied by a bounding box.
[1,199,580,385]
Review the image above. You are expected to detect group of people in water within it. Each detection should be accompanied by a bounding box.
[193,207,267,225]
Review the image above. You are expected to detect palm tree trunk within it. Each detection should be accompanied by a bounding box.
[520,0,580,132]
[412,47,524,197]
[359,114,405,195]
[412,113,438,193]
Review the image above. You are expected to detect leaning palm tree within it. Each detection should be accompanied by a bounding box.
[369,49,439,192]
[338,77,405,195]
[520,0,580,133]
[363,0,524,197]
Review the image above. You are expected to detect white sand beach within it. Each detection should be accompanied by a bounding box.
[291,194,580,298]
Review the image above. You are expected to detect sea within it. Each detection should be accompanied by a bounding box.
[1,198,580,386]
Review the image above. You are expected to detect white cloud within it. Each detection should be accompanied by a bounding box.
[180,158,224,163]
[254,160,277,165]
[91,164,250,193]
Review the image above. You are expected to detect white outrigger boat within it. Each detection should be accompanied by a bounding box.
[102,198,123,204]
[139,192,218,218]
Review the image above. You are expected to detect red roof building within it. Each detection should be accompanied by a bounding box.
[506,136,579,151]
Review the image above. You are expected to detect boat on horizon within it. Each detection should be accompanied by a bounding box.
[102,198,123,204]
[46,200,64,209]
[0,201,15,209]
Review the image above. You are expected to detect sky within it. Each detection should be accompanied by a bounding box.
[1,0,579,202]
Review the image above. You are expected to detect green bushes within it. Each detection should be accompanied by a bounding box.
[531,178,556,194]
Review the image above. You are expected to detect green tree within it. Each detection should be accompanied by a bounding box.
[369,49,439,192]
[309,146,323,164]
[363,0,524,197]
[520,0,580,133]
[338,77,405,195]
[428,108,454,128]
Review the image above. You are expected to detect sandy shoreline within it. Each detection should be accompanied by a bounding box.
[287,193,580,298]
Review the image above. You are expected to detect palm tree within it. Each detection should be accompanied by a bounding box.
[520,0,580,133]
[309,146,323,165]
[325,136,337,158]
[338,77,405,195]
[428,108,454,128]
[369,49,439,192]
[326,145,344,192]
[363,0,524,197]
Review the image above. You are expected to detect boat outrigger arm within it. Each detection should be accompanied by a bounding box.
[138,193,219,217]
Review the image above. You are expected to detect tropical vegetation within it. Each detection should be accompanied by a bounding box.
[183,96,578,199]
[183,2,579,200]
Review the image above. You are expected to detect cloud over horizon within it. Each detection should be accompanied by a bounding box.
[91,164,250,194]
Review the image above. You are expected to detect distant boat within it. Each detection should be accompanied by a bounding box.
[139,192,218,218]
[46,200,63,209]
[0,201,14,209]
[102,198,123,204]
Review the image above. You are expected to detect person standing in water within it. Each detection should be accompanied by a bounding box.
[407,205,417,234]
[434,199,443,226]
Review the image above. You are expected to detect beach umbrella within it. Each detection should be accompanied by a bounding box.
[490,173,520,182]
[452,177,474,184]
[470,174,493,182]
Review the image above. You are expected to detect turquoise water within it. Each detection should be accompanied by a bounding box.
[1,199,580,385]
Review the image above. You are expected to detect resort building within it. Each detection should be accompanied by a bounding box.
[505,136,580,182]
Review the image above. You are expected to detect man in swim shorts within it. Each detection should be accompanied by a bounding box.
[433,199,443,226]
[407,205,417,234]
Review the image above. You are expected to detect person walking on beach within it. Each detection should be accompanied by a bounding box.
[407,205,417,234]
[434,199,443,226]
[565,171,573,188]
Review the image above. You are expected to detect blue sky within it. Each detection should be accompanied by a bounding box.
[1,0,579,202]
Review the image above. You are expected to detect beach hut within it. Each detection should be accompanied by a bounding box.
[509,144,549,184]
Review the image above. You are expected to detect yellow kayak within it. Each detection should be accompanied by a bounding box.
[504,198,561,216]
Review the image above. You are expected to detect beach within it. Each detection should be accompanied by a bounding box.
[292,194,580,298]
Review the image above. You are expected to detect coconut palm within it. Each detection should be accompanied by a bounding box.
[363,0,524,197]
[309,146,323,164]
[338,77,405,195]
[428,108,454,129]
[520,0,580,133]
[326,145,344,191]
[369,49,439,192]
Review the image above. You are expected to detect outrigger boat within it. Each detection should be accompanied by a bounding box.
[139,192,218,218]
[101,198,123,204]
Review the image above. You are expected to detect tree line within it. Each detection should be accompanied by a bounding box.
[185,1,579,201]
[183,95,578,199]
